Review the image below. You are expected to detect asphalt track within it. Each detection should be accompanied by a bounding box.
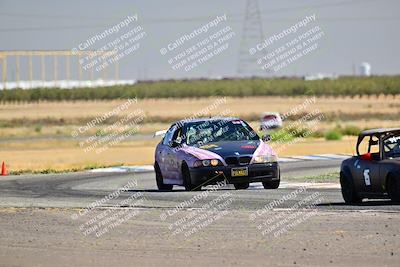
[0,159,399,211]
[1,159,399,267]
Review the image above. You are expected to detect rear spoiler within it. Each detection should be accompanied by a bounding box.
[154,129,167,137]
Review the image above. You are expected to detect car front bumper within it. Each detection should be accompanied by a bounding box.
[189,162,279,185]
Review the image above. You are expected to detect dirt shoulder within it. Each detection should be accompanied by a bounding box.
[0,208,398,267]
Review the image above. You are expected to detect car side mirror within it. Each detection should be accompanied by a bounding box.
[262,134,271,142]
[169,140,180,148]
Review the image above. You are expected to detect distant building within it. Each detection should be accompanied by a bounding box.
[304,73,338,81]
[0,79,136,90]
[359,62,371,76]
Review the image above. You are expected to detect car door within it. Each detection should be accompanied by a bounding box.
[354,135,381,193]
[159,126,182,181]
[355,159,380,193]
[166,127,184,181]
[158,126,175,180]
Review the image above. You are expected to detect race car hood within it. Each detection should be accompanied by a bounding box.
[183,140,276,159]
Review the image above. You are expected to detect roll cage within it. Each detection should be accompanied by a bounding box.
[356,128,400,160]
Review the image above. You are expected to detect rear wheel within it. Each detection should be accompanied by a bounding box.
[155,163,173,191]
[340,172,361,204]
[182,163,201,191]
[234,182,249,190]
[387,174,400,202]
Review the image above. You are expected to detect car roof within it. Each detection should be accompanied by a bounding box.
[174,117,241,126]
[359,128,400,137]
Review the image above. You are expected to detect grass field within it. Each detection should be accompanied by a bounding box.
[0,95,399,138]
[0,137,357,173]
[0,95,398,173]
[1,95,400,122]
[1,76,400,101]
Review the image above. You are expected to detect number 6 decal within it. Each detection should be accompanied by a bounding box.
[363,169,371,186]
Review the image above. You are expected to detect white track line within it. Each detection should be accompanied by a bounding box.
[317,154,351,159]
[88,154,349,173]
[278,157,302,162]
[249,182,340,189]
[279,181,340,189]
[90,165,154,173]
[289,155,335,161]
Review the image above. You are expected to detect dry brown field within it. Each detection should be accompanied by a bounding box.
[0,96,398,172]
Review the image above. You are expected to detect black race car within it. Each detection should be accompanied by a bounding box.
[340,128,400,203]
[154,117,280,191]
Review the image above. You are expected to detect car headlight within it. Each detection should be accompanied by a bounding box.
[210,159,219,166]
[202,160,211,166]
[194,159,221,167]
[253,155,278,164]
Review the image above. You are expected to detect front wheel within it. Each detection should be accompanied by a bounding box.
[182,164,201,191]
[340,172,361,204]
[262,179,280,189]
[234,182,249,190]
[155,163,173,191]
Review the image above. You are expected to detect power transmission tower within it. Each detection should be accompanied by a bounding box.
[237,0,266,77]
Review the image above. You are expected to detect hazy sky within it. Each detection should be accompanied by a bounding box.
[0,0,399,80]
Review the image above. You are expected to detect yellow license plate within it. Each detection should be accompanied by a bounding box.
[231,167,248,177]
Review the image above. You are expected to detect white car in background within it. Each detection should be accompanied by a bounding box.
[260,112,283,130]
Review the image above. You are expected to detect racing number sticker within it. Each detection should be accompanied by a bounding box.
[363,169,371,186]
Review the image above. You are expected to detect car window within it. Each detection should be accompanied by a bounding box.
[359,136,379,155]
[173,128,183,144]
[184,120,259,146]
[162,126,176,146]
[383,134,400,158]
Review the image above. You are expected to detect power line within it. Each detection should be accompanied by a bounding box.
[0,16,399,32]
[238,0,266,77]
[0,0,387,24]
[0,0,382,21]
[0,0,398,32]
[257,0,381,15]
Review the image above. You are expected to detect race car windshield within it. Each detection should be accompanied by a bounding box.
[184,120,259,146]
[383,134,400,158]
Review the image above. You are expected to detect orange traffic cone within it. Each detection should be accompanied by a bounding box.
[1,161,7,176]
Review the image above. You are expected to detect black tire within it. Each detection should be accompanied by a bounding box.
[262,179,280,189]
[234,182,249,190]
[340,172,362,204]
[182,163,201,191]
[387,174,400,203]
[155,163,173,191]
